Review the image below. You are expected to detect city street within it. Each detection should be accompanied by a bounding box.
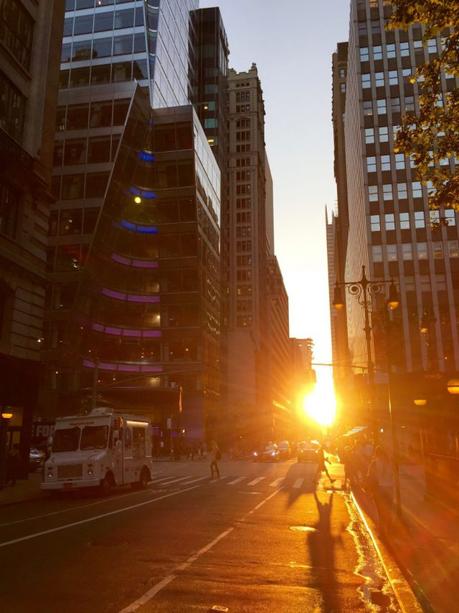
[0,459,408,612]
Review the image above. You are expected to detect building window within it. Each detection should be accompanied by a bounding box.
[444,209,456,226]
[400,42,410,57]
[372,245,383,262]
[368,185,378,202]
[377,99,387,115]
[381,155,391,171]
[361,74,371,89]
[414,211,425,228]
[386,244,397,261]
[412,182,423,198]
[386,43,396,59]
[378,126,389,143]
[404,96,415,112]
[363,101,373,116]
[388,70,398,86]
[236,255,252,266]
[0,183,19,238]
[366,156,377,173]
[365,128,374,144]
[236,91,250,103]
[417,242,428,259]
[385,213,395,231]
[340,83,346,93]
[402,243,413,260]
[375,72,384,87]
[397,183,408,200]
[373,45,383,60]
[370,215,380,231]
[427,39,438,54]
[390,98,401,113]
[399,212,410,229]
[395,153,405,170]
[383,184,393,200]
[0,0,34,70]
[433,242,444,259]
[236,131,250,142]
[360,47,369,62]
[448,240,459,258]
[339,68,346,78]
[0,71,26,143]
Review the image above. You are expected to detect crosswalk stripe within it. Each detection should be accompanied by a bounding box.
[228,476,245,485]
[248,477,265,486]
[269,477,284,487]
[293,478,304,489]
[158,475,193,486]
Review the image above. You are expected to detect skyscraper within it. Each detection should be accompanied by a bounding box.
[43,0,200,415]
[342,0,458,377]
[0,1,64,464]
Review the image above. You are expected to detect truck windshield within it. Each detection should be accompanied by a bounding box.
[81,425,109,450]
[53,427,80,452]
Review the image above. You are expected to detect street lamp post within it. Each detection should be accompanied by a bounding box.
[333,264,401,514]
[332,264,399,428]
[0,407,13,489]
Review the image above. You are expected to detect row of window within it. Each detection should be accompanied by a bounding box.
[370,210,456,231]
[63,7,144,38]
[361,68,412,88]
[372,241,459,262]
[0,183,19,239]
[360,39,438,62]
[0,0,34,70]
[60,58,148,90]
[61,32,146,63]
[363,97,416,116]
[56,99,130,132]
[52,172,110,201]
[368,182,434,201]
[0,70,26,143]
[367,153,407,172]
[65,0,135,10]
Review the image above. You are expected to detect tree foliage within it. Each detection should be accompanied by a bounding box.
[388,0,459,211]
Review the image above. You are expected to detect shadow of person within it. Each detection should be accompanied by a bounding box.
[284,461,318,509]
[305,490,341,612]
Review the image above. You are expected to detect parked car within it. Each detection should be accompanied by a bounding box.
[277,440,291,460]
[297,441,318,463]
[29,447,45,472]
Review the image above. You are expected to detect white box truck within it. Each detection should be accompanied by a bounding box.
[41,408,153,494]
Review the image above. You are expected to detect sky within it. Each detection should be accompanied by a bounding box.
[200,0,351,364]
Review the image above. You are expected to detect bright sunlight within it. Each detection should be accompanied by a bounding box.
[303,375,337,427]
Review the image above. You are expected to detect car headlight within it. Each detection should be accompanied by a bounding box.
[253,451,258,457]
[47,467,55,479]
[87,464,94,476]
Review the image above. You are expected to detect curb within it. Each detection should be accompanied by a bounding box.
[350,490,424,613]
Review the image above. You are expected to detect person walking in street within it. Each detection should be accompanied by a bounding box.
[315,444,335,486]
[366,446,393,536]
[209,441,221,479]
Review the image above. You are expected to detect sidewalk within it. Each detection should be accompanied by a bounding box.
[354,461,459,612]
[0,471,44,507]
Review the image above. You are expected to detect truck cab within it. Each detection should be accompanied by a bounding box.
[41,408,153,493]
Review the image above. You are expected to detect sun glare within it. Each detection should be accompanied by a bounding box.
[303,378,337,427]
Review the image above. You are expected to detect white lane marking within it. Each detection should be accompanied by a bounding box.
[180,476,208,485]
[293,478,304,489]
[248,476,265,486]
[0,484,202,549]
[270,477,284,488]
[0,479,168,529]
[227,476,245,485]
[120,575,177,612]
[209,476,229,484]
[156,475,193,486]
[119,487,282,612]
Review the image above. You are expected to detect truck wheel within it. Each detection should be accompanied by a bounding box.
[139,467,150,489]
[100,473,114,496]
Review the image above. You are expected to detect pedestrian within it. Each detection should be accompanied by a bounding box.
[366,446,393,536]
[209,441,221,479]
[7,444,20,487]
[315,444,335,486]
[341,444,355,491]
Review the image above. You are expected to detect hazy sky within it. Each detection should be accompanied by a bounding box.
[200,0,350,363]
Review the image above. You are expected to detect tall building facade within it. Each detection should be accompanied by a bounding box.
[0,1,64,462]
[328,42,351,383]
[343,0,459,377]
[43,0,199,415]
[72,94,221,441]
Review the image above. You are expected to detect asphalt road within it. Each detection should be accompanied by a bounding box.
[0,458,401,612]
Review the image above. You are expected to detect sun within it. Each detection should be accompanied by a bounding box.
[303,378,337,427]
